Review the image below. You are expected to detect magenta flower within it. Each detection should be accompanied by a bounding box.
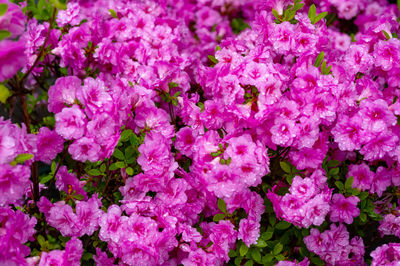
[0,165,31,206]
[68,137,101,162]
[370,243,400,266]
[55,105,87,140]
[374,39,400,71]
[0,40,26,82]
[48,76,81,113]
[330,194,360,224]
[35,127,64,163]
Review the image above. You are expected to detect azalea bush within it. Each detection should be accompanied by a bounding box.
[1,0,400,265]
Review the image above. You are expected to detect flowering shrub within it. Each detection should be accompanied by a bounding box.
[1,0,400,265]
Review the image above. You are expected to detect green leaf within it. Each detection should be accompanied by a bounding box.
[279,161,291,173]
[272,9,281,20]
[269,215,276,226]
[382,30,391,40]
[335,181,344,190]
[217,198,227,214]
[120,129,132,142]
[0,30,10,41]
[168,82,179,89]
[0,84,11,104]
[359,191,369,200]
[345,176,354,189]
[100,163,106,173]
[273,243,283,255]
[275,221,291,230]
[109,9,118,19]
[275,254,285,261]
[115,161,125,169]
[328,167,339,176]
[208,55,219,64]
[88,169,102,176]
[0,3,8,16]
[14,153,34,164]
[125,167,134,176]
[239,242,249,257]
[40,174,53,184]
[327,160,340,168]
[359,212,367,222]
[314,52,325,67]
[314,12,328,24]
[244,260,254,266]
[37,235,46,247]
[113,149,125,160]
[82,252,93,261]
[228,249,237,258]
[262,253,274,263]
[308,4,316,22]
[213,213,225,222]
[250,249,261,262]
[255,239,267,248]
[311,256,325,265]
[50,0,67,10]
[74,194,84,200]
[261,229,273,241]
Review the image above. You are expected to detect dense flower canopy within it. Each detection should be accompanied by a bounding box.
[1,0,400,265]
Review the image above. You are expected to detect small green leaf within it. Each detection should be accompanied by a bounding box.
[314,51,325,67]
[255,239,267,248]
[275,221,291,230]
[382,30,391,40]
[14,153,34,164]
[50,0,67,10]
[40,174,53,184]
[82,252,93,261]
[359,212,367,222]
[228,249,237,258]
[269,215,276,226]
[169,82,179,89]
[345,176,354,189]
[273,243,283,255]
[250,248,261,262]
[100,163,106,173]
[279,161,291,173]
[208,55,219,65]
[327,160,340,168]
[308,4,316,22]
[0,84,11,104]
[244,260,254,266]
[37,235,46,247]
[0,30,10,41]
[261,230,274,241]
[115,161,125,169]
[262,253,274,263]
[213,213,225,222]
[125,167,134,176]
[0,4,8,17]
[359,191,369,200]
[314,12,328,24]
[311,256,325,265]
[329,167,339,176]
[109,9,118,19]
[74,194,84,200]
[120,129,132,142]
[88,169,102,176]
[217,198,227,214]
[272,9,281,20]
[335,181,344,190]
[239,242,249,257]
[113,149,125,160]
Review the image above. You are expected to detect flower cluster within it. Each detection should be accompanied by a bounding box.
[1,0,400,265]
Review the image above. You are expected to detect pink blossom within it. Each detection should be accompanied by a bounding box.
[330,194,360,224]
[55,105,87,140]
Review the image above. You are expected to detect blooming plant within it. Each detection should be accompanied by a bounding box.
[1,0,400,265]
